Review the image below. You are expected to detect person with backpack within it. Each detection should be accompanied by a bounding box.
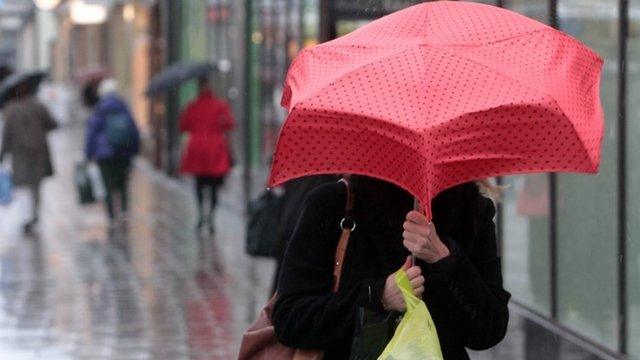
[85,78,140,225]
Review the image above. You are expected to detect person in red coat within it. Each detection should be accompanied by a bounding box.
[179,77,235,233]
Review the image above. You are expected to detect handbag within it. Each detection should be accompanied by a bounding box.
[238,178,355,360]
[246,190,283,257]
[349,309,401,360]
[87,162,106,200]
[75,162,96,205]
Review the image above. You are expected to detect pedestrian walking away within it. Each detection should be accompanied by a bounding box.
[0,82,58,234]
[85,78,140,226]
[179,76,235,234]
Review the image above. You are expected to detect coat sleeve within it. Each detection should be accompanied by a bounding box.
[0,116,12,161]
[178,105,192,133]
[272,185,386,350]
[38,103,58,131]
[428,197,511,350]
[219,102,235,132]
[85,112,101,160]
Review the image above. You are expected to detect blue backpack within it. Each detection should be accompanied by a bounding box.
[105,112,135,151]
[0,168,12,206]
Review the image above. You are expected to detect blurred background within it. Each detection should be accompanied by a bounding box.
[0,0,638,359]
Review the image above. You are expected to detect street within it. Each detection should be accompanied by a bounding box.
[0,124,274,359]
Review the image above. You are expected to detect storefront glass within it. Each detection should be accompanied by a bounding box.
[179,0,208,107]
[503,0,548,22]
[206,0,233,98]
[247,0,263,167]
[260,0,289,165]
[302,0,320,47]
[628,2,640,358]
[557,0,620,349]
[246,0,320,171]
[501,0,551,315]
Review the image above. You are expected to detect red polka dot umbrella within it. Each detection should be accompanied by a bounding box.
[268,1,604,218]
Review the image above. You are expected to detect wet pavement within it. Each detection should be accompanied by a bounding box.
[0,124,608,360]
[0,124,274,359]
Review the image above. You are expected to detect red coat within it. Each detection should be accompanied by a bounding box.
[179,91,235,177]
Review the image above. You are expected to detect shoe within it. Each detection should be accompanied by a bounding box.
[22,220,37,236]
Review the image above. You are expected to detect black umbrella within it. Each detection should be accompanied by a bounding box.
[145,61,217,97]
[0,71,48,107]
[0,65,13,83]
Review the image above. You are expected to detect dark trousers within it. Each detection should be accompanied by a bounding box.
[27,182,41,224]
[98,157,131,220]
[195,176,223,221]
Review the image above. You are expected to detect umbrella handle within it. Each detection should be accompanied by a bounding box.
[410,198,435,266]
[413,197,432,219]
[411,198,424,267]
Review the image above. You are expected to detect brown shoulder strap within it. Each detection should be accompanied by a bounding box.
[333,178,355,292]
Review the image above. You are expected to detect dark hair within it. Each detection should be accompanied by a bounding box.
[198,76,210,91]
[81,80,101,108]
[348,175,411,207]
[0,65,12,83]
[348,174,480,240]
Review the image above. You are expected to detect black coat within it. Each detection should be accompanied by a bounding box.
[273,180,511,359]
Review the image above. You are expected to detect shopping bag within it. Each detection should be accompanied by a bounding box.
[75,162,96,205]
[0,168,12,206]
[87,163,105,200]
[378,269,444,360]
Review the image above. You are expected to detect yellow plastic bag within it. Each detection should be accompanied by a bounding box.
[378,269,444,360]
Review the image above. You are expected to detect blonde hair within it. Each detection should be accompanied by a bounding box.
[475,178,507,202]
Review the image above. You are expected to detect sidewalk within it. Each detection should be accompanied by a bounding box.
[0,124,274,359]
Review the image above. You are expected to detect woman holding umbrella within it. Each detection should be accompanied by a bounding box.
[273,176,509,359]
[265,2,604,359]
[179,77,235,233]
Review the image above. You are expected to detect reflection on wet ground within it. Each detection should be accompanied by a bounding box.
[0,125,274,359]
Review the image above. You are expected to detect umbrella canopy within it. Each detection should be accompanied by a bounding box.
[268,1,604,218]
[145,61,217,96]
[0,65,13,84]
[0,71,48,108]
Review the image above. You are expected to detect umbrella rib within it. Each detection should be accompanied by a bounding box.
[424,37,602,171]
[426,31,601,96]
[423,27,548,49]
[289,43,419,108]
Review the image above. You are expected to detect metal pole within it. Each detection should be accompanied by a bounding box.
[618,0,628,353]
[243,0,254,210]
[549,0,559,320]
[319,0,333,42]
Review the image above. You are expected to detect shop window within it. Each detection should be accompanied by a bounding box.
[627,2,640,358]
[557,0,620,349]
[500,1,552,316]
